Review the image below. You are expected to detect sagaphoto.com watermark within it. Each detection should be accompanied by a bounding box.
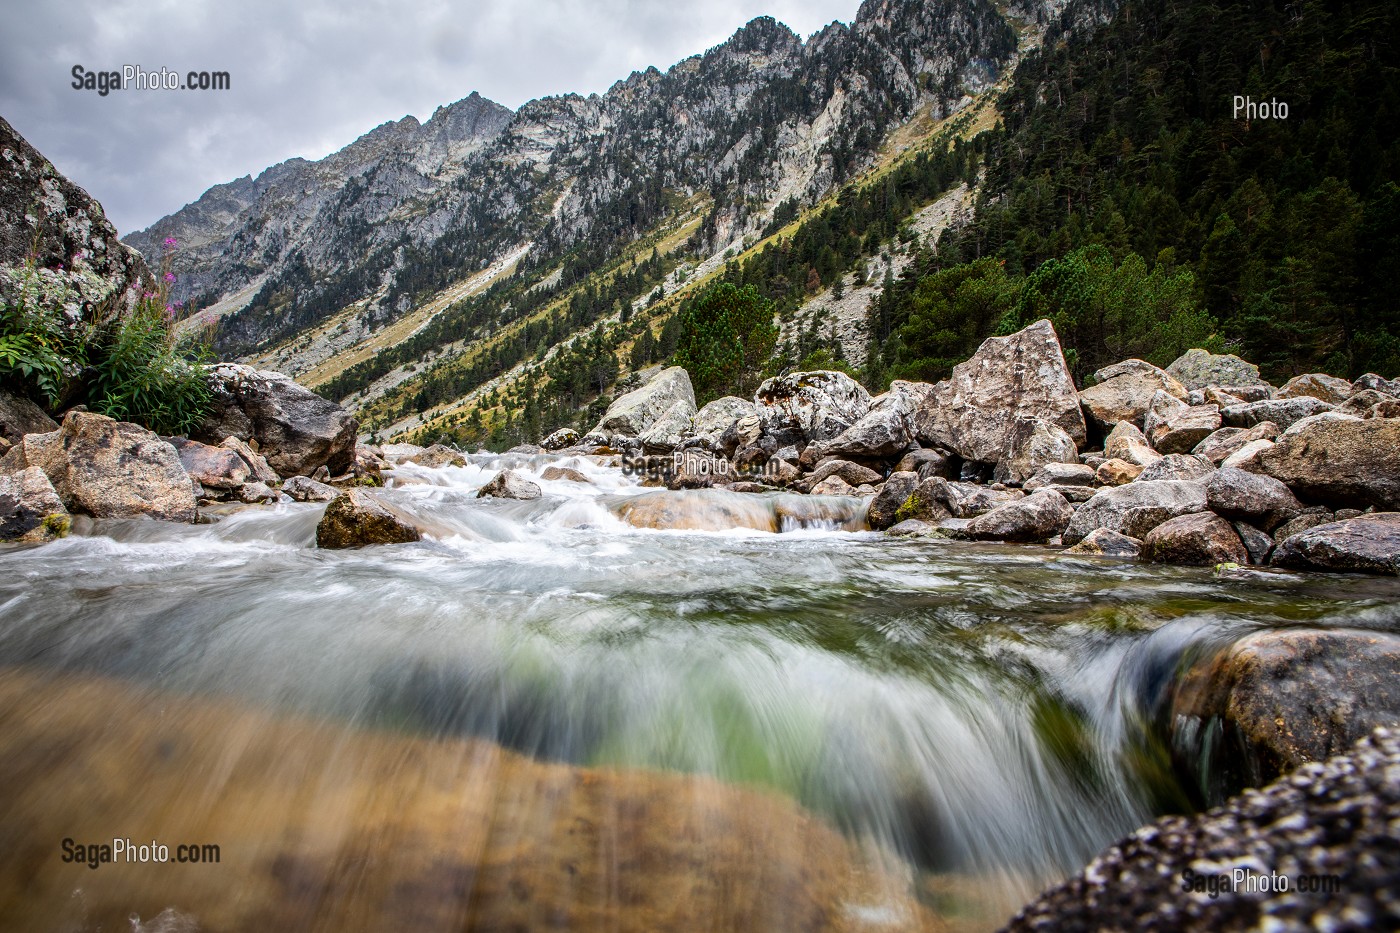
[72,65,230,96]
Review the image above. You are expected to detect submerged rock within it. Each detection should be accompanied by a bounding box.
[1004,728,1400,932]
[316,489,422,548]
[476,469,542,501]
[1270,513,1400,575]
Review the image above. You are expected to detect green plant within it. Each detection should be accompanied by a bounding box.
[89,299,213,435]
[0,260,80,405]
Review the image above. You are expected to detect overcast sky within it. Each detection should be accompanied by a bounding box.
[0,0,861,237]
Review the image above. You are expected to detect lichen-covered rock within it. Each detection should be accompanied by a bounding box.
[964,488,1071,543]
[591,366,698,439]
[1204,467,1302,531]
[1143,391,1221,454]
[911,320,1086,463]
[1221,396,1335,430]
[1003,728,1400,932]
[754,370,871,445]
[1063,480,1208,546]
[866,471,919,531]
[476,469,543,500]
[893,476,956,524]
[993,416,1079,485]
[196,364,358,477]
[0,466,69,543]
[1103,420,1161,466]
[1078,359,1187,430]
[1270,513,1400,575]
[540,427,581,451]
[1095,458,1143,486]
[315,489,421,548]
[1062,528,1141,558]
[1275,372,1353,405]
[1192,421,1279,465]
[1250,417,1400,511]
[169,437,250,489]
[1164,348,1268,391]
[405,444,467,468]
[1141,512,1247,566]
[281,474,338,502]
[0,389,57,445]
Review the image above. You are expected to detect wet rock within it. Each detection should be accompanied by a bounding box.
[1135,453,1215,484]
[235,481,279,504]
[1023,462,1096,490]
[1248,416,1400,510]
[2,411,195,522]
[1231,521,1274,565]
[1203,467,1301,531]
[540,466,591,483]
[1063,480,1208,546]
[1191,421,1279,465]
[964,488,1072,543]
[1062,528,1140,558]
[754,370,871,445]
[1103,421,1160,466]
[886,518,941,537]
[1270,506,1335,543]
[197,363,357,477]
[0,466,69,543]
[1164,348,1267,391]
[893,477,956,524]
[1221,396,1334,430]
[866,471,919,531]
[810,475,855,496]
[476,469,542,501]
[281,475,338,502]
[1095,458,1143,486]
[1003,728,1400,932]
[1078,359,1187,430]
[540,427,580,450]
[1270,513,1400,575]
[316,488,421,548]
[0,389,57,445]
[406,444,467,469]
[169,437,250,489]
[1142,392,1220,454]
[1141,512,1247,566]
[616,489,778,532]
[911,319,1086,462]
[992,416,1078,486]
[1276,372,1353,405]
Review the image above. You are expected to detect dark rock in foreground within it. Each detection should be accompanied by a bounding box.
[1271,513,1400,575]
[316,489,421,549]
[1002,728,1400,932]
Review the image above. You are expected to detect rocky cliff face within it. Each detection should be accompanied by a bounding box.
[124,0,1026,358]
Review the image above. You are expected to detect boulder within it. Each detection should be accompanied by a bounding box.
[911,319,1086,462]
[753,371,871,445]
[639,400,696,452]
[1338,389,1393,417]
[1142,392,1221,454]
[1095,458,1143,486]
[1102,421,1161,466]
[2,411,195,522]
[1218,438,1274,471]
[169,438,249,489]
[476,469,542,501]
[1003,728,1400,932]
[1164,348,1267,391]
[1141,512,1248,566]
[0,466,69,543]
[1203,467,1302,531]
[885,518,941,537]
[235,481,279,504]
[809,475,855,496]
[762,456,801,487]
[992,416,1078,485]
[1351,373,1400,398]
[807,459,882,489]
[1135,453,1215,484]
[964,488,1072,543]
[540,466,591,483]
[1063,528,1141,558]
[380,443,427,464]
[1270,513,1400,575]
[1249,416,1400,510]
[1023,462,1096,490]
[893,477,956,524]
[219,436,279,485]
[1077,359,1187,429]
[196,364,358,476]
[1063,480,1208,546]
[1191,421,1279,464]
[540,428,581,451]
[1221,396,1334,430]
[405,444,467,469]
[1231,521,1274,565]
[1276,372,1353,405]
[592,366,698,439]
[1271,507,1335,543]
[0,389,57,445]
[1200,386,1245,409]
[315,489,421,548]
[281,475,338,502]
[866,471,919,531]
[686,396,757,451]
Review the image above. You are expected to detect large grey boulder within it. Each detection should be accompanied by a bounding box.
[992,416,1078,485]
[1063,528,1141,558]
[1276,372,1353,405]
[686,396,757,450]
[806,459,882,488]
[1221,396,1335,430]
[1103,420,1161,466]
[0,466,69,542]
[0,389,57,445]
[754,370,871,445]
[911,320,1085,463]
[1164,348,1267,391]
[1141,512,1248,566]
[1063,480,1208,546]
[815,381,931,460]
[316,489,421,549]
[1250,416,1400,510]
[1078,359,1187,429]
[593,366,697,439]
[1192,422,1279,464]
[1204,467,1302,531]
[169,437,249,490]
[1135,453,1215,484]
[476,469,542,501]
[1352,373,1400,398]
[196,363,358,477]
[1023,462,1096,490]
[0,411,195,522]
[964,488,1072,542]
[1270,513,1400,575]
[866,471,919,531]
[1142,391,1221,454]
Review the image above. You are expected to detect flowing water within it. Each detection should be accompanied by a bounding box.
[2,453,1398,931]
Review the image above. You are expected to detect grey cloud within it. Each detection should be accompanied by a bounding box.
[0,0,857,235]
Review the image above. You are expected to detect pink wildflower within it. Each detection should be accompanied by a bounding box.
[162,236,178,249]
[164,271,176,283]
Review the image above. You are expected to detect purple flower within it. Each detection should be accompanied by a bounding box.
[173,300,184,309]
[162,236,178,249]
[143,291,156,299]
[164,271,176,283]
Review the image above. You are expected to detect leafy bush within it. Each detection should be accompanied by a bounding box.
[88,299,212,435]
[0,265,78,405]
